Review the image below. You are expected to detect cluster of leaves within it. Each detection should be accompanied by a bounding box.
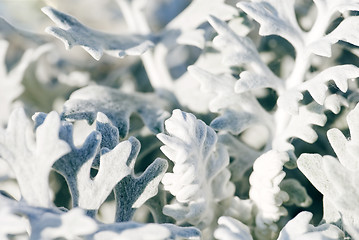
[1,0,359,239]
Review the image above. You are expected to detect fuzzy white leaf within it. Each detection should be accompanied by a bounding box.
[277,211,344,240]
[0,109,70,207]
[94,222,201,240]
[40,208,98,240]
[62,85,170,138]
[277,90,303,115]
[324,94,348,114]
[214,216,253,240]
[167,0,236,32]
[297,154,336,198]
[237,0,304,50]
[311,17,359,57]
[249,150,289,239]
[279,102,327,147]
[207,13,280,85]
[235,71,282,93]
[52,120,133,210]
[327,103,359,169]
[300,65,359,105]
[177,29,206,49]
[298,151,359,238]
[42,6,154,60]
[158,109,234,228]
[114,157,168,222]
[188,66,272,137]
[223,196,254,226]
[0,207,28,238]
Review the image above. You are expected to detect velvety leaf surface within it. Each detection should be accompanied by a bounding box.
[114,157,168,222]
[62,85,170,138]
[0,109,70,207]
[157,109,235,230]
[214,216,253,240]
[249,150,289,239]
[42,6,154,60]
[237,0,304,50]
[277,211,344,240]
[298,104,359,238]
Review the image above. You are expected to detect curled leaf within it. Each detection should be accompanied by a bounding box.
[249,150,289,239]
[157,109,235,229]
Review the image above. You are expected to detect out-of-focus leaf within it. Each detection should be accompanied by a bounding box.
[166,0,236,32]
[214,216,253,240]
[0,40,51,126]
[218,134,260,182]
[277,211,344,240]
[0,17,49,45]
[93,222,201,240]
[280,179,312,207]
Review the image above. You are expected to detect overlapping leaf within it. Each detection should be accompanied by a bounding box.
[0,109,70,207]
[62,85,170,138]
[188,66,272,135]
[0,193,200,240]
[34,111,168,220]
[298,103,359,239]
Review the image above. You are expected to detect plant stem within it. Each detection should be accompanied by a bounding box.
[116,0,174,92]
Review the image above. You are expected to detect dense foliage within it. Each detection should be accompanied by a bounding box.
[1,0,359,239]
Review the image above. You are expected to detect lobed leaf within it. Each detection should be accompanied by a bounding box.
[42,6,154,60]
[310,16,359,57]
[237,0,304,50]
[299,65,359,105]
[157,109,235,229]
[114,157,168,222]
[0,109,70,207]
